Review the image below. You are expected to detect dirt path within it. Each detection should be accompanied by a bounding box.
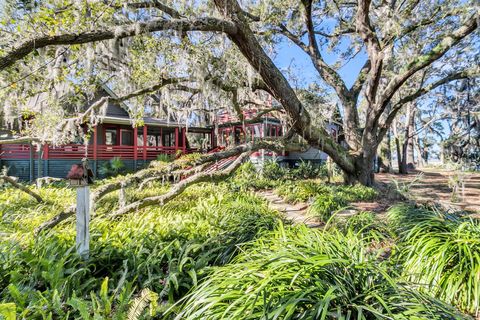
[260,168,480,224]
[258,190,322,227]
[376,169,480,213]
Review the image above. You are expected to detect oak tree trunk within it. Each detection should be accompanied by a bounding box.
[399,142,408,174]
[398,104,415,174]
[344,149,377,186]
[406,108,416,169]
[378,129,392,173]
[395,136,405,174]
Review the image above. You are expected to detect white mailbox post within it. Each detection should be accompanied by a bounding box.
[67,159,93,260]
[74,185,90,259]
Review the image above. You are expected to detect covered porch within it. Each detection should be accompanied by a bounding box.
[0,118,215,181]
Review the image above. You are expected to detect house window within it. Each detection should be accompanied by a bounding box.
[105,129,117,145]
[120,130,133,146]
[147,135,157,146]
[164,132,175,147]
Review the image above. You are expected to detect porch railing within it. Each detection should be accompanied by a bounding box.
[0,144,35,159]
[0,144,197,161]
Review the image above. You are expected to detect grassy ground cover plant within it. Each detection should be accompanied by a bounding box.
[388,204,480,316]
[172,223,467,320]
[0,170,478,319]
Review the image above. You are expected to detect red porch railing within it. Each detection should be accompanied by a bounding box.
[0,144,36,159]
[48,144,93,159]
[0,143,200,161]
[97,145,134,160]
[144,146,177,159]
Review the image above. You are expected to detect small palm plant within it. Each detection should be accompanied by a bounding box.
[99,157,126,177]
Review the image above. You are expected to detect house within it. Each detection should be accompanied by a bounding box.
[214,109,340,167]
[0,87,340,181]
[0,88,213,181]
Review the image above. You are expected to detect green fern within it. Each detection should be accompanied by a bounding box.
[127,288,159,320]
[67,294,92,320]
[0,303,16,320]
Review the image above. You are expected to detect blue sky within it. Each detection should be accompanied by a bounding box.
[273,36,368,90]
[270,39,447,160]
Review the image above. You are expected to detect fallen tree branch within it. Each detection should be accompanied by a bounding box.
[36,176,64,188]
[94,139,289,200]
[33,139,300,234]
[34,205,76,236]
[1,175,43,203]
[138,162,211,190]
[110,151,252,217]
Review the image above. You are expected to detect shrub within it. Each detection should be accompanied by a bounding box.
[275,182,377,222]
[156,153,174,163]
[172,224,466,320]
[342,211,379,233]
[276,180,329,203]
[335,184,378,202]
[386,204,455,236]
[292,160,323,179]
[307,192,347,221]
[230,161,277,190]
[262,160,286,180]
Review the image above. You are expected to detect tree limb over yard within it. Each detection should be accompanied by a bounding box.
[1,0,478,186]
[34,139,301,234]
[0,18,237,71]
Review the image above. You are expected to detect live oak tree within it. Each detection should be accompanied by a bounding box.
[0,0,478,185]
[435,77,480,166]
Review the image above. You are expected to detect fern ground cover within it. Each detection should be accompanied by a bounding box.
[0,181,280,319]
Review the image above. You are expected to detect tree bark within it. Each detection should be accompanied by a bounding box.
[414,134,425,168]
[395,136,402,173]
[344,151,377,186]
[378,129,392,173]
[399,143,408,174]
[406,107,416,169]
[398,104,414,174]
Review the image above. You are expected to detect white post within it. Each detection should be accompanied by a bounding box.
[119,182,126,209]
[76,186,90,259]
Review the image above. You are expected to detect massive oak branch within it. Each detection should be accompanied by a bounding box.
[0,18,237,71]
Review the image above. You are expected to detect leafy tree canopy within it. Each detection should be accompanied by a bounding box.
[0,0,478,184]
